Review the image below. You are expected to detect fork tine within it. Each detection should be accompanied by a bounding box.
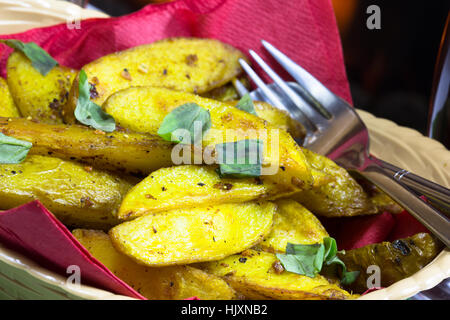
[232,78,250,97]
[261,40,338,115]
[249,50,329,128]
[238,59,287,111]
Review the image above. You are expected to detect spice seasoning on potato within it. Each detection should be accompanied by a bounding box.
[62,38,248,123]
[110,201,275,266]
[6,51,76,123]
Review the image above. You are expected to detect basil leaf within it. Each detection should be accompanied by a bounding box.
[0,133,32,164]
[157,103,211,144]
[235,93,257,115]
[215,139,262,178]
[277,242,324,277]
[74,70,115,132]
[1,40,57,76]
[277,237,359,285]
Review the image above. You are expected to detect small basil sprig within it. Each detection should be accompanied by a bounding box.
[0,133,32,164]
[235,93,257,115]
[1,39,57,76]
[276,237,359,285]
[215,139,263,178]
[74,70,116,132]
[157,103,211,144]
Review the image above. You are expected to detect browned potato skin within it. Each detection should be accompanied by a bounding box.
[63,38,247,123]
[0,117,174,176]
[7,51,76,123]
[0,155,132,229]
[0,77,20,117]
[338,233,443,293]
[73,229,237,300]
[293,148,376,217]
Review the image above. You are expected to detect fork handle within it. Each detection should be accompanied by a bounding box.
[377,160,450,214]
[358,157,450,247]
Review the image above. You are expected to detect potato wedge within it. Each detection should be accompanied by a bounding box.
[258,199,329,253]
[0,117,174,176]
[7,51,76,123]
[0,155,132,229]
[118,165,295,220]
[110,201,275,266]
[63,38,247,123]
[251,101,306,140]
[0,77,20,117]
[103,87,313,190]
[73,229,236,300]
[338,233,443,293]
[293,148,376,217]
[197,249,353,300]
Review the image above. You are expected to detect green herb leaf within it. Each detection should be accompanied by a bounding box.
[157,103,211,144]
[74,70,116,132]
[0,132,32,164]
[1,40,57,76]
[235,93,257,115]
[215,139,262,178]
[277,237,359,285]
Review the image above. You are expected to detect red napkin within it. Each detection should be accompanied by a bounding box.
[0,201,145,300]
[0,0,428,299]
[0,0,352,104]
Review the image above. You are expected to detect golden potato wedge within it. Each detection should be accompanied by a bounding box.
[110,201,276,266]
[0,77,20,117]
[117,165,295,220]
[197,249,353,300]
[73,229,236,300]
[0,117,174,176]
[258,199,329,253]
[63,38,247,123]
[251,101,306,140]
[0,155,132,229]
[103,87,313,190]
[293,148,376,217]
[7,51,76,123]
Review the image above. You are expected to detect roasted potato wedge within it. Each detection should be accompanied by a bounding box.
[198,249,353,300]
[0,77,20,117]
[117,165,295,220]
[63,38,247,123]
[0,117,174,176]
[293,148,376,217]
[103,87,313,190]
[110,201,276,266]
[258,199,329,253]
[251,101,306,140]
[73,229,236,300]
[7,51,76,123]
[338,233,443,293]
[0,155,132,229]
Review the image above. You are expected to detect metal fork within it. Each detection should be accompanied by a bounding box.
[235,40,450,247]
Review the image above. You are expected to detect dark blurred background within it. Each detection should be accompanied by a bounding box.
[86,0,450,139]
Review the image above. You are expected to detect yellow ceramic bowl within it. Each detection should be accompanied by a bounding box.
[0,0,448,300]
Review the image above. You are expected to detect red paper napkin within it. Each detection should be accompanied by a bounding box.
[0,0,428,299]
[0,201,145,299]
